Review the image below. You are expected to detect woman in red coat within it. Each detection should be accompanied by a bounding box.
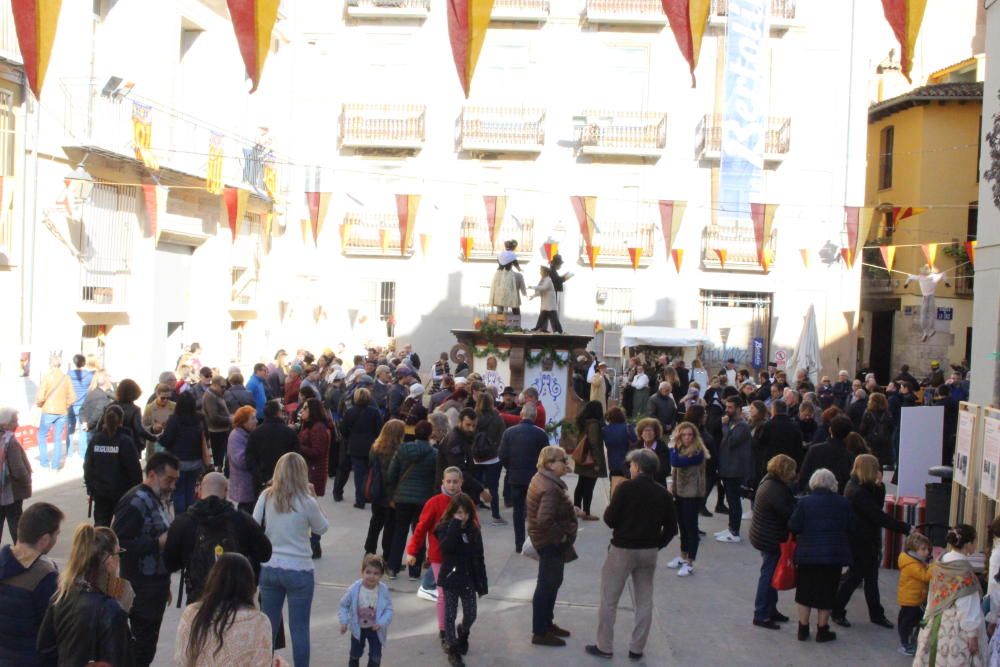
[298,397,331,497]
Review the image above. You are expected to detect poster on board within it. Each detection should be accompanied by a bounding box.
[953,410,975,488]
[897,406,943,498]
[983,416,1000,501]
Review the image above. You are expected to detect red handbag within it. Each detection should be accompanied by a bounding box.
[771,535,797,591]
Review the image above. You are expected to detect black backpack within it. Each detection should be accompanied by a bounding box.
[471,431,496,462]
[181,518,242,605]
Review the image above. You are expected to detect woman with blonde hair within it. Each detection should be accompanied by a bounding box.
[253,452,330,667]
[667,422,708,577]
[365,419,405,561]
[749,454,798,629]
[37,524,133,665]
[832,454,909,629]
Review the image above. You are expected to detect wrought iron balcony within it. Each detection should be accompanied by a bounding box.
[345,0,430,19]
[230,266,259,311]
[341,212,416,257]
[460,216,535,260]
[697,114,791,163]
[340,104,426,151]
[576,111,667,158]
[861,275,895,294]
[584,0,666,25]
[701,222,776,272]
[0,3,21,65]
[709,0,799,31]
[492,0,549,21]
[577,223,655,267]
[459,106,545,154]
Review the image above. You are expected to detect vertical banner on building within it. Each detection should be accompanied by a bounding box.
[131,102,159,172]
[207,133,224,194]
[751,336,765,369]
[719,0,769,223]
[224,187,249,241]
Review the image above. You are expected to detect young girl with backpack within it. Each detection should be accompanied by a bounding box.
[435,493,488,667]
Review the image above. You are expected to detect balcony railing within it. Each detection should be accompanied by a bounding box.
[585,0,666,25]
[862,275,894,294]
[459,106,545,153]
[492,0,549,21]
[577,224,655,267]
[78,184,134,312]
[0,3,21,65]
[955,264,974,297]
[576,111,667,158]
[460,216,535,260]
[341,213,416,257]
[697,114,791,162]
[230,266,259,310]
[701,222,776,272]
[345,0,430,19]
[61,82,282,198]
[340,104,426,150]
[709,0,799,30]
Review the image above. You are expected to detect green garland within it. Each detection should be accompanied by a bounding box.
[526,347,569,368]
[475,322,523,338]
[470,343,511,361]
[545,419,578,436]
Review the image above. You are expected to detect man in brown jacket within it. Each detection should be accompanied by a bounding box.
[35,355,77,471]
[526,445,578,647]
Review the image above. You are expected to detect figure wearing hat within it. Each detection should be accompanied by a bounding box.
[904,265,951,342]
[548,254,573,320]
[489,240,527,317]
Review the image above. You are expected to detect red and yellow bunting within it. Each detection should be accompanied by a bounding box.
[840,247,853,267]
[447,0,495,97]
[891,206,926,228]
[661,0,711,86]
[966,240,977,266]
[305,191,331,246]
[483,195,506,250]
[571,195,597,256]
[751,203,777,271]
[658,200,686,259]
[396,194,420,256]
[224,187,249,240]
[760,248,773,274]
[713,248,727,269]
[11,0,62,99]
[542,241,558,263]
[141,183,167,245]
[460,235,474,260]
[587,245,601,269]
[671,248,684,272]
[627,246,642,270]
[799,248,809,269]
[845,206,874,271]
[879,245,896,272]
[880,0,928,83]
[227,0,280,93]
[131,103,159,172]
[420,233,431,256]
[921,242,938,269]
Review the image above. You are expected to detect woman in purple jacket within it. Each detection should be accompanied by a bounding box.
[228,406,258,514]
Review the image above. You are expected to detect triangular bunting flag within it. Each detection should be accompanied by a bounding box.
[207,133,224,194]
[713,248,727,269]
[447,0,495,97]
[227,0,281,93]
[844,206,874,268]
[483,195,506,250]
[891,206,926,227]
[420,233,431,256]
[671,248,684,272]
[141,183,167,245]
[658,200,686,257]
[571,195,597,256]
[224,187,249,240]
[542,241,558,262]
[751,203,777,269]
[379,228,390,254]
[627,247,642,270]
[880,0,928,83]
[840,247,853,267]
[661,0,711,87]
[879,245,896,272]
[396,194,419,256]
[965,240,977,266]
[460,236,474,260]
[587,245,601,269]
[305,191,330,246]
[761,248,773,273]
[799,248,810,269]
[921,242,938,268]
[11,0,63,99]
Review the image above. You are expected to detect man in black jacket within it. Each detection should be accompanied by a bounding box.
[647,382,678,436]
[586,448,676,660]
[832,370,852,410]
[163,472,272,603]
[436,408,478,483]
[498,404,548,552]
[797,415,855,493]
[753,400,804,487]
[245,400,298,498]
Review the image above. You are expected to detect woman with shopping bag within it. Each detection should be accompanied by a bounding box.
[748,454,797,629]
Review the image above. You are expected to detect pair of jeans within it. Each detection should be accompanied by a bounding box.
[573,476,597,515]
[898,605,923,648]
[722,477,743,536]
[0,501,23,544]
[473,462,502,519]
[350,627,382,664]
[351,456,369,508]
[261,566,315,667]
[833,550,884,620]
[173,467,199,515]
[128,577,170,667]
[675,496,701,560]
[387,501,425,575]
[66,405,86,458]
[364,504,394,556]
[421,562,436,591]
[753,550,780,622]
[510,483,528,551]
[532,544,566,636]
[37,413,66,469]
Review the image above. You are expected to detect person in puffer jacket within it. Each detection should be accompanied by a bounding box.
[748,454,797,629]
[84,405,142,527]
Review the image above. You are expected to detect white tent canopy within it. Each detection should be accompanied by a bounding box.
[620,326,713,350]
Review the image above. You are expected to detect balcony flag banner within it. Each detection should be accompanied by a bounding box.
[880,0,928,83]
[627,247,642,270]
[844,206,873,270]
[483,195,506,250]
[571,195,597,257]
[11,0,62,99]
[263,164,278,201]
[131,103,159,172]
[227,0,280,93]
[396,194,419,256]
[305,191,330,247]
[658,200,686,266]
[879,245,896,272]
[141,183,167,245]
[661,0,711,86]
[671,248,684,272]
[921,242,938,269]
[719,0,768,225]
[447,0,495,97]
[224,187,249,241]
[966,240,977,266]
[750,202,777,270]
[460,235,474,260]
[207,133,224,194]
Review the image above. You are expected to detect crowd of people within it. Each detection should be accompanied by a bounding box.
[0,341,990,667]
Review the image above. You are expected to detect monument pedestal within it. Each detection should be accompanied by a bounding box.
[451,329,594,433]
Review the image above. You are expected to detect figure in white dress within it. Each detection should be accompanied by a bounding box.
[904,265,951,342]
[489,240,526,314]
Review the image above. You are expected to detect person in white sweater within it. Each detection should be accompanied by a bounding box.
[529,266,562,333]
[253,453,329,667]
